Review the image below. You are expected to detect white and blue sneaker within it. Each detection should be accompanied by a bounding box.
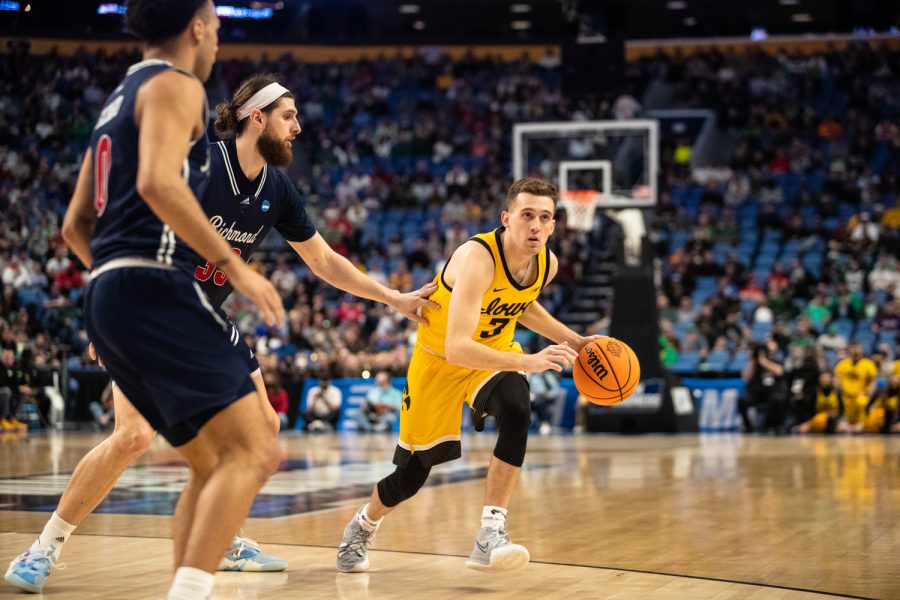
[218,536,287,572]
[5,546,62,593]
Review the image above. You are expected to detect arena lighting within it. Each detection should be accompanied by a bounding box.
[0,0,19,10]
[683,16,697,26]
[398,4,420,14]
[412,20,425,30]
[666,1,687,9]
[216,6,273,19]
[95,3,274,19]
[97,3,124,14]
[750,27,769,40]
[511,20,531,30]
[791,12,813,22]
[510,3,531,13]
[778,0,800,5]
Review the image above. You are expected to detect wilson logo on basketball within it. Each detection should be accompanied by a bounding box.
[605,341,623,357]
[584,346,609,380]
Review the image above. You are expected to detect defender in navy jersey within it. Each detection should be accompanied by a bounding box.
[8,72,439,594]
[6,2,285,598]
[196,135,317,309]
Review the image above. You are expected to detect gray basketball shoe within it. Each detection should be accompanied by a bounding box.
[337,506,375,573]
[465,526,530,572]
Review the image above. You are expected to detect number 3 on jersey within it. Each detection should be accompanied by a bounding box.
[480,317,510,338]
[195,248,242,286]
[94,134,112,216]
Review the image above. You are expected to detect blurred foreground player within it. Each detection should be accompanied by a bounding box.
[6,2,286,598]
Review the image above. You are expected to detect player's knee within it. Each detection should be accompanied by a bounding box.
[111,421,155,459]
[268,411,281,435]
[252,437,283,479]
[376,459,431,507]
[487,374,531,467]
[488,374,532,433]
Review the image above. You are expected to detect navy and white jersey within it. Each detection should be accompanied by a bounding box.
[89,59,210,274]
[195,138,317,308]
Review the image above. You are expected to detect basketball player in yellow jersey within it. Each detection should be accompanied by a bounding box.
[337,177,595,574]
[834,342,877,433]
[865,374,900,433]
[793,372,841,434]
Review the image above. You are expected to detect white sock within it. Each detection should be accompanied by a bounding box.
[481,505,507,531]
[358,503,383,533]
[32,512,77,559]
[167,567,215,600]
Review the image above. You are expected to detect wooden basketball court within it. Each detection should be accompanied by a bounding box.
[1,432,897,599]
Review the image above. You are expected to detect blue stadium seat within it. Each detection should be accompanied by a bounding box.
[704,351,730,373]
[751,322,772,343]
[670,352,700,374]
[831,319,854,340]
[728,351,751,373]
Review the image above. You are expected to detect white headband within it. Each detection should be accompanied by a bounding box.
[236,82,290,120]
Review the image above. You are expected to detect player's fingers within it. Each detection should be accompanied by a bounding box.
[406,310,427,324]
[273,298,285,328]
[546,362,563,372]
[266,286,285,327]
[260,293,280,327]
[550,345,577,359]
[88,343,96,361]
[422,299,441,309]
[419,281,438,294]
[559,344,579,359]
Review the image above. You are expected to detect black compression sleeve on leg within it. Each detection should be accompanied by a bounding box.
[376,457,431,507]
[484,373,531,467]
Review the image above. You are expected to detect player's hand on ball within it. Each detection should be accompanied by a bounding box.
[525,342,578,372]
[228,263,285,328]
[392,281,440,324]
[575,335,604,353]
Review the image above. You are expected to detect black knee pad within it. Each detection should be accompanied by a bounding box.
[484,373,531,467]
[376,457,431,507]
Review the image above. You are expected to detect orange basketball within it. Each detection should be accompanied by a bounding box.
[573,337,641,406]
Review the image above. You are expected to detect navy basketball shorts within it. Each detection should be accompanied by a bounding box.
[84,265,256,447]
[216,307,260,375]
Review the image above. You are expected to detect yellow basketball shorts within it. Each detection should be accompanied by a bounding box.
[809,412,832,434]
[393,342,522,468]
[864,407,886,434]
[843,395,869,425]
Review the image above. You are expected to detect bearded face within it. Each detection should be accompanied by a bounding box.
[257,121,293,167]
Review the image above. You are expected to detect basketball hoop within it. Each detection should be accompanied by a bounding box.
[559,190,601,232]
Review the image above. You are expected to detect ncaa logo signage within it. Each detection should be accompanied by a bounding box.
[681,378,743,432]
[261,199,271,212]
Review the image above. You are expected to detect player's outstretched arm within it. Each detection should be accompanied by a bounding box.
[518,251,598,352]
[135,71,283,326]
[61,150,97,268]
[288,234,439,323]
[444,242,578,373]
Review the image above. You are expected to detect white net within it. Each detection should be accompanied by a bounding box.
[559,190,601,232]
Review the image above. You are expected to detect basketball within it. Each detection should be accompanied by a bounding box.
[573,337,640,406]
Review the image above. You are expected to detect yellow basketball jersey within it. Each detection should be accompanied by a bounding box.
[417,228,550,356]
[834,357,877,398]
[815,388,839,413]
